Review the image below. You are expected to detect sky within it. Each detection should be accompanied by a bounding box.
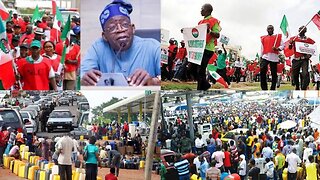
[162,0,320,60]
[81,90,144,108]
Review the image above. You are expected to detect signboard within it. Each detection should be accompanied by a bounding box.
[220,34,229,45]
[182,24,207,65]
[161,29,170,45]
[295,42,317,56]
[161,44,168,64]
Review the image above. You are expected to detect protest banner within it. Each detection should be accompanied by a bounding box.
[182,24,207,65]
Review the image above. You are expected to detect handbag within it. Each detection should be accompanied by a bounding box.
[83,146,88,161]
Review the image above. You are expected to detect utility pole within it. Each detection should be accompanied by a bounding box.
[144,91,160,180]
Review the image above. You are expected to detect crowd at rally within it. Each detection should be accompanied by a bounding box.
[159,98,320,180]
[0,120,151,180]
[162,2,320,91]
[0,7,80,91]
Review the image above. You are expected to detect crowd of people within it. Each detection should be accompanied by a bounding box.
[159,97,320,180]
[0,119,152,180]
[162,2,318,91]
[0,8,80,90]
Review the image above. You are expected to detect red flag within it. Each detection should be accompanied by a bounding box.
[208,53,218,64]
[284,40,294,57]
[52,0,57,15]
[0,54,15,89]
[312,13,320,30]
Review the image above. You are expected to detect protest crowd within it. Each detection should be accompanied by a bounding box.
[159,96,320,180]
[161,3,320,91]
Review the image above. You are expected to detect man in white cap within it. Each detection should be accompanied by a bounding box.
[81,0,160,86]
[238,154,246,180]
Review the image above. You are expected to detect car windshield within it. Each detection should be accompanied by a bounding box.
[224,132,233,139]
[20,112,29,119]
[0,110,19,122]
[50,111,72,118]
[80,104,89,111]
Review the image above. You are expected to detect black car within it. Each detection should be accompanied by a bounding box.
[58,98,70,106]
[0,108,26,134]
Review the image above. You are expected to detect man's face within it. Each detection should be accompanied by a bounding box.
[299,26,307,36]
[102,16,134,51]
[14,27,21,34]
[30,47,40,57]
[20,47,28,58]
[201,6,206,16]
[34,34,42,41]
[13,14,18,19]
[6,23,13,32]
[23,16,30,23]
[12,40,19,47]
[26,26,32,34]
[267,25,274,36]
[181,43,185,47]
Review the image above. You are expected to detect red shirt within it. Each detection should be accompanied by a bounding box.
[224,151,231,167]
[105,173,118,180]
[176,47,187,60]
[277,63,285,74]
[17,57,52,90]
[20,34,34,45]
[19,21,29,34]
[65,44,80,72]
[248,64,255,71]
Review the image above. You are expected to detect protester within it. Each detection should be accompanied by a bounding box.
[260,25,284,90]
[196,3,221,90]
[289,26,315,90]
[57,134,74,180]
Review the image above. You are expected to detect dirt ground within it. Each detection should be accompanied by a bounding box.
[0,166,160,180]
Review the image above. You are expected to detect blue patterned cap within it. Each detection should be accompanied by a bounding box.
[100,0,133,31]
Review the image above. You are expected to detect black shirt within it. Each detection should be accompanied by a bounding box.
[248,167,260,179]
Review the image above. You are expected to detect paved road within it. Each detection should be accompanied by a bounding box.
[36,103,79,139]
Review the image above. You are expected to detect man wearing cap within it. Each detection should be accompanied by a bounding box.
[172,40,187,82]
[167,38,178,81]
[16,40,57,90]
[12,11,23,26]
[81,0,160,86]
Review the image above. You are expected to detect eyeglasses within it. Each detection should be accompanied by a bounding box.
[105,21,130,34]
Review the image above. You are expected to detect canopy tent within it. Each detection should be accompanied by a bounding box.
[103,92,155,114]
[308,105,320,129]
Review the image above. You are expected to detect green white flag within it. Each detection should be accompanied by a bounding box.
[280,15,289,38]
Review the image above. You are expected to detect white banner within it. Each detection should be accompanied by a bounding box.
[161,29,170,45]
[220,34,229,45]
[161,45,168,64]
[295,42,317,56]
[182,24,207,65]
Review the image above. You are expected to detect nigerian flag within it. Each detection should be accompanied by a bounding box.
[207,64,228,88]
[280,15,289,38]
[57,15,71,75]
[31,5,42,23]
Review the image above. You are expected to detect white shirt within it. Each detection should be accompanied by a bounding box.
[234,60,243,68]
[303,147,313,163]
[72,139,79,153]
[57,136,74,165]
[193,156,207,173]
[264,161,274,177]
[211,151,225,168]
[195,138,204,148]
[239,159,247,176]
[262,147,274,159]
[255,158,266,174]
[286,152,302,173]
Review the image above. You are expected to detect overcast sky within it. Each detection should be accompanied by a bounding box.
[162,0,320,60]
[81,90,144,108]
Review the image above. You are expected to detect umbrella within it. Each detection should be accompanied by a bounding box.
[280,120,297,129]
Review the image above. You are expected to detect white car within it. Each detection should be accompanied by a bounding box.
[20,111,37,133]
[47,109,75,132]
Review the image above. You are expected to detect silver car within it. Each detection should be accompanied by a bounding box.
[47,109,75,132]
